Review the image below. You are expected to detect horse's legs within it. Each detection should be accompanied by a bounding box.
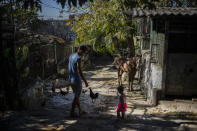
[119,75,122,86]
[118,68,121,86]
[138,69,140,84]
[118,68,123,86]
[128,72,131,91]
[130,69,136,91]
[117,69,122,96]
[120,71,122,86]
[130,75,133,91]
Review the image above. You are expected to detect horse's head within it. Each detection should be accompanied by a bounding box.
[133,55,142,69]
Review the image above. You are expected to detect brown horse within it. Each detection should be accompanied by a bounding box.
[113,56,140,91]
[112,57,127,86]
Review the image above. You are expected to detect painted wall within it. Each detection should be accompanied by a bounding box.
[142,51,163,105]
[142,50,197,103]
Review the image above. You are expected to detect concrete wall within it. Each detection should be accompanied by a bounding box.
[140,17,197,105]
[142,51,163,105]
[142,52,197,105]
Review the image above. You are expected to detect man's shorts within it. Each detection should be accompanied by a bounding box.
[70,80,82,97]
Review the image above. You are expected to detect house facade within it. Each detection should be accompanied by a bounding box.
[126,8,197,105]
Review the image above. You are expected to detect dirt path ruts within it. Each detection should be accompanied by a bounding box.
[1,56,197,131]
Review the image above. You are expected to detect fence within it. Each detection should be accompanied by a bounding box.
[38,43,74,79]
[56,44,73,77]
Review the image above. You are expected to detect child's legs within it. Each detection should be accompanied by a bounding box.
[121,112,125,119]
[117,111,120,118]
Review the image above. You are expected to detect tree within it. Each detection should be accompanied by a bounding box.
[68,0,131,56]
[1,0,92,110]
[0,0,92,19]
[68,0,159,57]
[68,0,197,57]
[56,0,92,7]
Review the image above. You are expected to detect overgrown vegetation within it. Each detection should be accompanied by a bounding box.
[66,0,197,57]
[0,0,88,110]
[67,0,134,56]
[67,0,157,57]
[1,0,197,110]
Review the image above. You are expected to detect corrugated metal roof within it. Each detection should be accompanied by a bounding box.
[124,7,197,17]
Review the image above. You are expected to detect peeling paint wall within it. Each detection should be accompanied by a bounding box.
[139,16,197,106]
[151,64,162,90]
[142,52,163,105]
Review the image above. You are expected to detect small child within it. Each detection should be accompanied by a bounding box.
[117,86,127,119]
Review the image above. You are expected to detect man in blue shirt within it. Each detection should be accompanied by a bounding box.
[69,45,88,117]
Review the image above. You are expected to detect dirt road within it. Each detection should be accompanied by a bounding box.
[1,56,197,131]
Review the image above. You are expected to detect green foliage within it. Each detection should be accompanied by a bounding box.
[13,6,38,26]
[70,0,136,56]
[21,67,30,78]
[15,45,29,79]
[1,1,39,81]
[3,48,12,58]
[0,0,39,28]
[55,0,92,7]
[69,0,166,56]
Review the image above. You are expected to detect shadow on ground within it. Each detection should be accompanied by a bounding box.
[1,55,197,131]
[1,91,192,131]
[87,77,117,81]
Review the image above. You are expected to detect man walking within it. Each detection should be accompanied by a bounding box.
[69,45,88,117]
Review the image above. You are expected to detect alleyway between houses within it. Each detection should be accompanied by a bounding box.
[1,56,197,131]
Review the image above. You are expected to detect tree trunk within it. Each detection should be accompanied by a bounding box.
[128,34,135,58]
[0,18,19,110]
[126,15,135,58]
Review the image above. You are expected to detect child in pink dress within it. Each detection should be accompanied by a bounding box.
[117,86,127,119]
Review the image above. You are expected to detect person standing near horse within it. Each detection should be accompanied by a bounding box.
[69,45,89,117]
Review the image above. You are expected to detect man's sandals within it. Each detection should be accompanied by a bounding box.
[70,111,87,118]
[79,110,87,117]
[70,112,79,118]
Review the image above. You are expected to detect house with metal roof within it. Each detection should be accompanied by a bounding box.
[125,8,197,105]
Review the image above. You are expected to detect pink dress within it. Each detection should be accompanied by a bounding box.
[117,95,127,112]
